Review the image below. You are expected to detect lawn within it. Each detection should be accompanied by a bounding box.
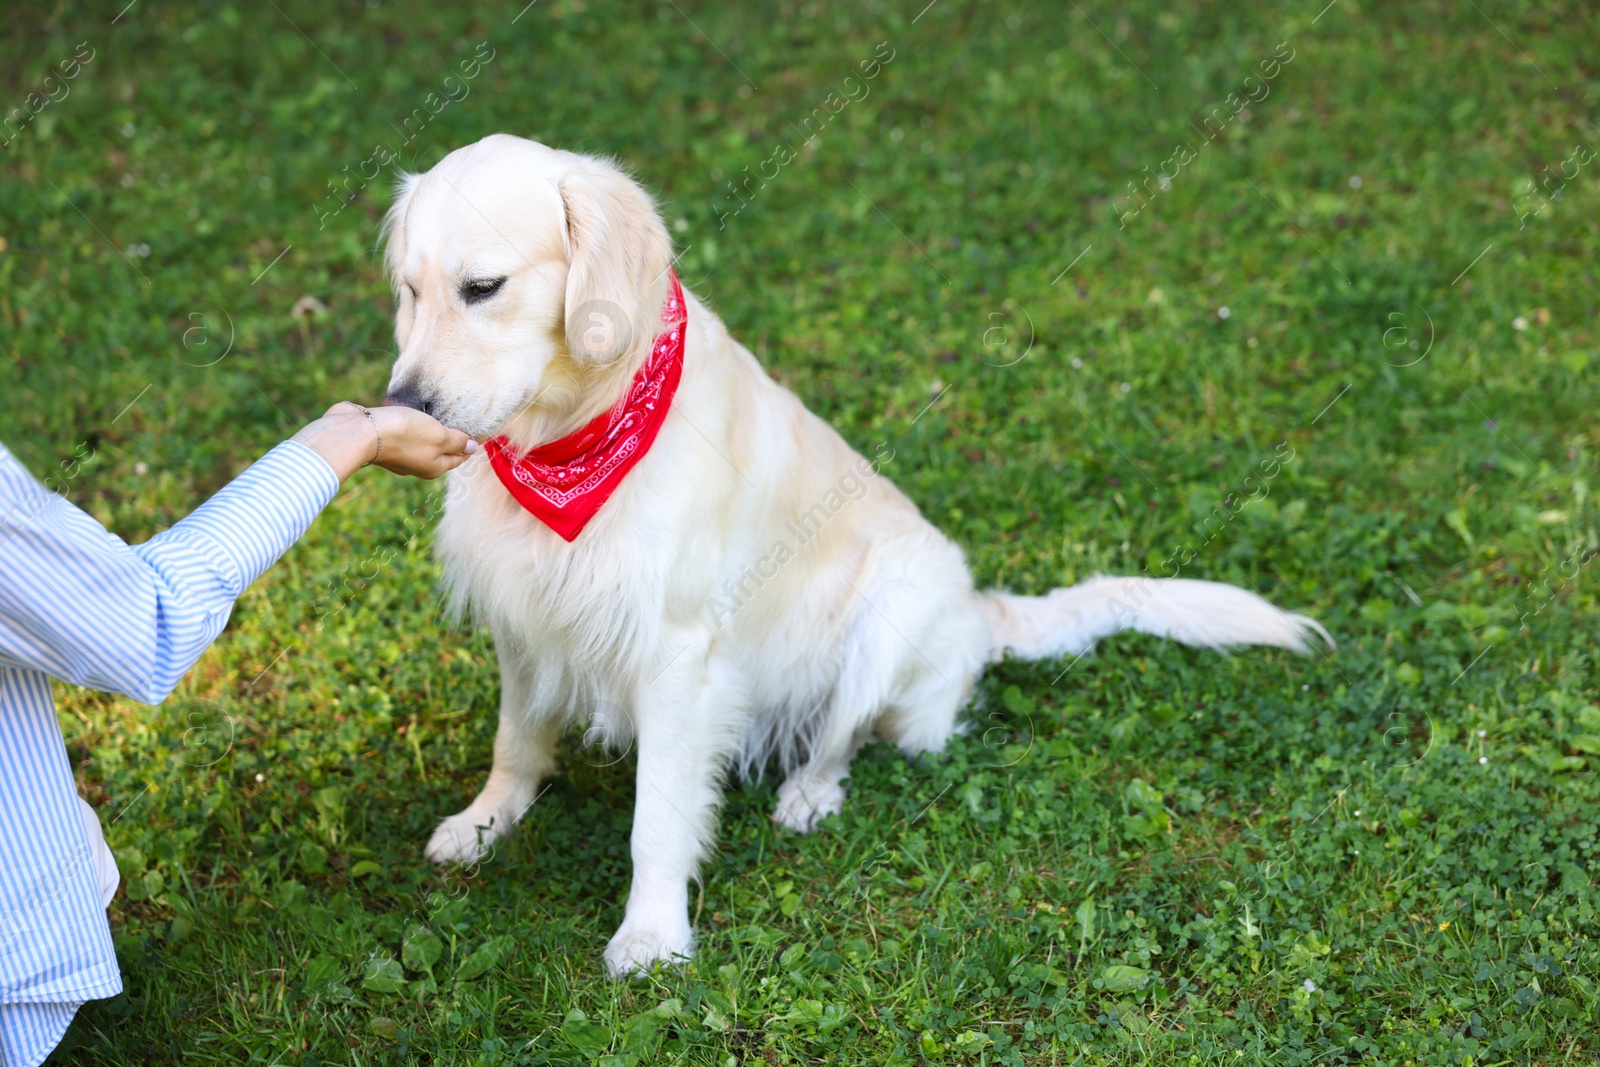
[3,0,1599,1063]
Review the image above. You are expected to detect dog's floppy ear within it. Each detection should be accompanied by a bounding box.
[376,171,425,303]
[558,159,673,364]
[380,171,424,284]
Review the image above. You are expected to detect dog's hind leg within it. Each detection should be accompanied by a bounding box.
[864,580,989,762]
[425,636,560,864]
[605,630,744,978]
[873,646,979,760]
[773,579,986,833]
[770,610,900,834]
[771,724,870,834]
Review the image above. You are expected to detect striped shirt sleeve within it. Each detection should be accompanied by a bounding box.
[0,440,340,704]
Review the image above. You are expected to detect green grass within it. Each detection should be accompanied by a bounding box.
[3,0,1600,1062]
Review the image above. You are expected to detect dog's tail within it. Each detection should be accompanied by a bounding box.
[979,575,1331,663]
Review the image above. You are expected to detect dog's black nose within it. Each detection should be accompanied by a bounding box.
[384,382,431,415]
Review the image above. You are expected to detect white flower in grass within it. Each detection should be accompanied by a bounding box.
[291,295,328,321]
[292,296,329,353]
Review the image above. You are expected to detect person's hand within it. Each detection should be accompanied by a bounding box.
[293,402,477,484]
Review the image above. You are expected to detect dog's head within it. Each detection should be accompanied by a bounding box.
[380,134,673,440]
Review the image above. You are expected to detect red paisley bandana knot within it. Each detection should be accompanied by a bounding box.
[484,271,687,542]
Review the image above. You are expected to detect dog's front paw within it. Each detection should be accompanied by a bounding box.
[423,809,506,865]
[772,775,845,833]
[603,919,694,979]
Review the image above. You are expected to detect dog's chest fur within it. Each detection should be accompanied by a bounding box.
[435,454,682,676]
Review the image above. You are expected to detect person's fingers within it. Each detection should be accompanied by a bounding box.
[441,425,476,456]
[357,404,479,478]
[418,449,469,480]
[422,418,475,459]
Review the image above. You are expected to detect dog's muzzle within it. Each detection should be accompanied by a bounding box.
[384,381,432,414]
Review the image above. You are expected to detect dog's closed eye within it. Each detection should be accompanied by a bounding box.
[460,277,507,305]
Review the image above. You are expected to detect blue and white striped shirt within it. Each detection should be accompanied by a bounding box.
[0,439,340,1067]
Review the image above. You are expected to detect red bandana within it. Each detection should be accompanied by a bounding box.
[484,271,687,542]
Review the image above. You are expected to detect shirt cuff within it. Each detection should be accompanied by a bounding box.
[166,440,341,597]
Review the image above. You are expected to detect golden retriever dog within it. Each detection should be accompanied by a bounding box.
[379,133,1330,977]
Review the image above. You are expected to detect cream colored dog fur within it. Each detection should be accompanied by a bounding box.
[379,134,1330,977]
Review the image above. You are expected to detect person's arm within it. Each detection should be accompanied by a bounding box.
[0,404,473,702]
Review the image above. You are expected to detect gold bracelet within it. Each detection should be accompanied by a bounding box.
[354,404,381,465]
